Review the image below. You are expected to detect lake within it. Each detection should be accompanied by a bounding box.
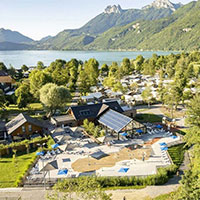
[0,50,178,69]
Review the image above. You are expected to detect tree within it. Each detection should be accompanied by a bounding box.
[0,89,5,108]
[121,58,131,75]
[8,65,16,77]
[84,58,99,86]
[141,86,153,107]
[78,70,91,95]
[29,70,52,99]
[21,65,29,72]
[176,95,200,200]
[37,61,45,70]
[48,177,112,200]
[100,64,109,76]
[0,62,7,72]
[15,81,32,108]
[134,55,144,72]
[40,83,71,117]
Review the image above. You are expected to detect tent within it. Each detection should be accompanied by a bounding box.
[36,151,44,156]
[120,132,128,137]
[97,136,106,143]
[118,168,129,173]
[161,147,168,151]
[90,151,108,160]
[159,142,167,146]
[51,143,59,149]
[136,129,143,134]
[58,169,68,175]
[156,124,163,129]
[40,160,58,172]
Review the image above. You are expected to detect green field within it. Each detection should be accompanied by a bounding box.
[0,150,37,188]
[135,113,162,123]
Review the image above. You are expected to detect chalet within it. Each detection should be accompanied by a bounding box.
[81,92,103,103]
[51,101,137,127]
[0,70,16,95]
[6,113,47,141]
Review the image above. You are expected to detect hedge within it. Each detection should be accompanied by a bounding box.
[54,165,177,191]
[0,136,51,157]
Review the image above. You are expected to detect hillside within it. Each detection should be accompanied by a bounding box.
[45,0,199,51]
[39,0,180,50]
[0,42,33,50]
[0,28,33,44]
[86,1,198,51]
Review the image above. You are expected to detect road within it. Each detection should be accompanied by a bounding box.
[0,176,180,200]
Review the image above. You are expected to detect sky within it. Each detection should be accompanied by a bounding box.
[0,0,193,40]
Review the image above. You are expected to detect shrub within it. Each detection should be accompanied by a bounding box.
[53,165,177,190]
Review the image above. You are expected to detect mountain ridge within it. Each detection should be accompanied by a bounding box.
[0,28,34,44]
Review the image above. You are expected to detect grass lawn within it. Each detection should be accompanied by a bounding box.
[135,113,162,123]
[153,191,177,200]
[0,150,37,188]
[27,103,43,110]
[168,144,185,167]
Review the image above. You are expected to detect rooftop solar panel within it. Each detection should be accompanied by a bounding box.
[98,109,132,133]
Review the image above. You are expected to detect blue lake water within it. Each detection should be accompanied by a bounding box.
[0,50,178,69]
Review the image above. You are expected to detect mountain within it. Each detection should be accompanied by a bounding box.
[39,1,181,50]
[0,28,34,44]
[39,35,52,42]
[40,0,200,51]
[84,1,198,51]
[143,0,182,11]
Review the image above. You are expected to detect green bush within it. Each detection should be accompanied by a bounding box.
[0,136,51,157]
[54,165,177,190]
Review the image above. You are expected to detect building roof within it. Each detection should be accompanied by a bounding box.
[98,109,132,133]
[69,101,123,121]
[0,71,8,76]
[81,92,103,101]
[0,75,15,84]
[52,115,75,123]
[6,113,45,135]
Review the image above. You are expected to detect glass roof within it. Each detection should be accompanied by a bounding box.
[98,109,132,133]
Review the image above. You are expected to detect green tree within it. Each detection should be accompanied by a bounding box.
[121,58,131,75]
[15,81,32,108]
[100,64,109,76]
[0,89,5,108]
[21,65,29,72]
[8,65,16,78]
[78,70,91,95]
[40,83,71,117]
[84,58,99,86]
[0,62,7,72]
[29,70,52,99]
[176,95,200,200]
[37,61,45,70]
[141,86,153,107]
[48,177,112,200]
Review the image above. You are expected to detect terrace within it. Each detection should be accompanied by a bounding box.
[25,123,182,186]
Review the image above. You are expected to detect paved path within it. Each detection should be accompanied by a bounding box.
[0,179,179,200]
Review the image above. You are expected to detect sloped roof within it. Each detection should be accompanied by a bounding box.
[6,113,45,135]
[0,71,8,76]
[98,109,132,133]
[0,76,15,84]
[70,101,123,121]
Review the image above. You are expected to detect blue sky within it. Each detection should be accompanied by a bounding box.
[0,0,193,40]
